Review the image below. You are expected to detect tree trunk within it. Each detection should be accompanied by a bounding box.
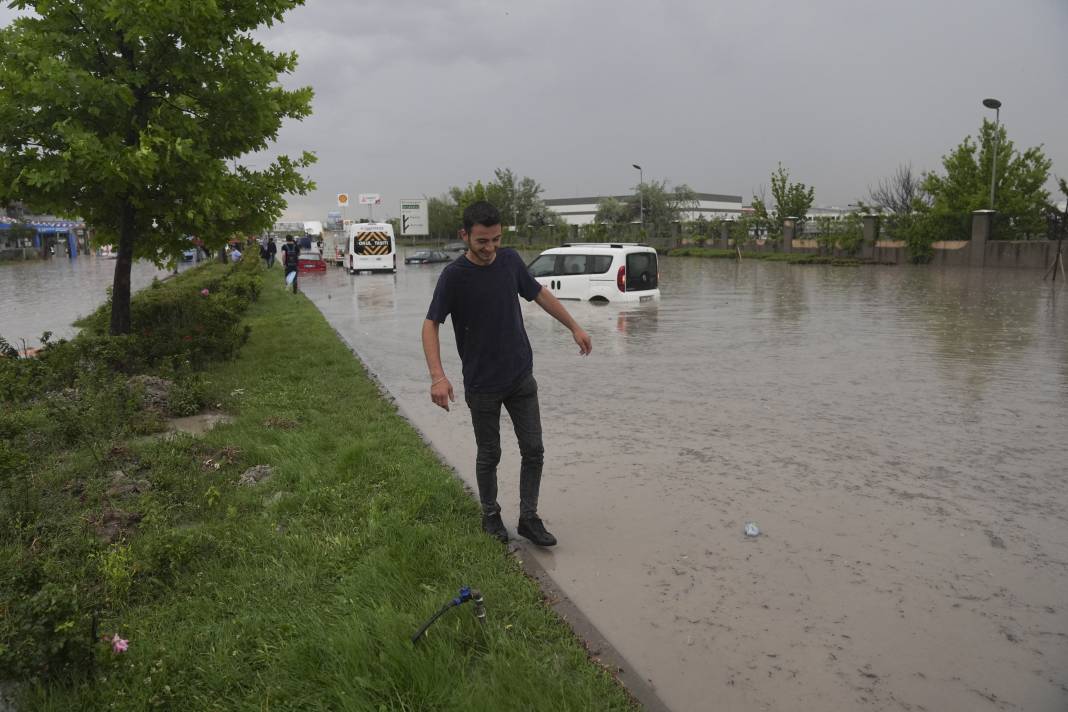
[109,202,136,335]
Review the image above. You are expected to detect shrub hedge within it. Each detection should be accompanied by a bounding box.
[0,257,263,681]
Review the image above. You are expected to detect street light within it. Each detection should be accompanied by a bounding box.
[632,163,644,235]
[983,98,1002,210]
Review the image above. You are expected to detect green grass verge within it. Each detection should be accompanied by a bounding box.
[12,276,637,711]
[668,246,865,265]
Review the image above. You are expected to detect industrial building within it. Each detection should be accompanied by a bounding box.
[544,192,744,226]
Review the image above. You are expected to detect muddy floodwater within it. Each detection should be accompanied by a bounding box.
[0,255,176,347]
[301,252,1067,712]
[7,251,1064,710]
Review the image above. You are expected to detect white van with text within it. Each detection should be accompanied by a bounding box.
[347,222,396,274]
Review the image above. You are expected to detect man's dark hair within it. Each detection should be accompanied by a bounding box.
[463,201,502,234]
[285,235,294,241]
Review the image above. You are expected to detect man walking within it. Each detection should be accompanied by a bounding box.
[280,234,300,293]
[421,201,592,547]
[266,237,277,268]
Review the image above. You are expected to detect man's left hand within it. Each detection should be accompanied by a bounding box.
[572,328,592,356]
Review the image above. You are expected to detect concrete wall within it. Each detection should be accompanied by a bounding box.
[671,233,1060,270]
[785,211,1059,270]
[786,238,1057,269]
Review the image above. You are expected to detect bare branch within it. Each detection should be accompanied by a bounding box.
[868,163,928,213]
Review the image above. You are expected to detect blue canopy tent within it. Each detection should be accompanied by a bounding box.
[0,218,85,256]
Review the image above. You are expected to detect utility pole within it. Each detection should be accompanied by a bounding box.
[633,163,644,237]
[983,98,1002,210]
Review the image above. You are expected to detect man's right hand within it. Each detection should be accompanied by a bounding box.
[431,377,455,411]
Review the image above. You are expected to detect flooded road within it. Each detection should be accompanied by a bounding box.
[303,252,1067,712]
[0,256,182,347]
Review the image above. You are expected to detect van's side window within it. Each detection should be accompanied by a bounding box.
[528,254,557,277]
[560,255,587,275]
[588,255,612,274]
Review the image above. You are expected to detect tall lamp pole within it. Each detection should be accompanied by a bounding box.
[983,98,1002,210]
[632,163,644,235]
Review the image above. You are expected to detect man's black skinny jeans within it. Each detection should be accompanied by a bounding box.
[465,373,544,518]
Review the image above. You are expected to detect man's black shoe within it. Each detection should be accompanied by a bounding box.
[481,513,509,543]
[517,515,557,547]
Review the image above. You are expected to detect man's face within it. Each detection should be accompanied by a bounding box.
[462,223,502,265]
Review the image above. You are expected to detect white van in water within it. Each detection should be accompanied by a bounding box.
[527,243,660,303]
[347,222,396,274]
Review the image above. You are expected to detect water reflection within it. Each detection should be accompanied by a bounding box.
[614,304,659,339]
[765,261,808,327]
[0,255,172,346]
[898,267,1042,399]
[355,274,397,316]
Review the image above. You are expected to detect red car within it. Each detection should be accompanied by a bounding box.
[297,253,326,272]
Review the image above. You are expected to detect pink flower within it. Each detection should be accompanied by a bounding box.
[111,634,129,653]
[200,288,210,296]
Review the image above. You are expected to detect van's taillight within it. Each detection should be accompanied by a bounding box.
[617,265,626,292]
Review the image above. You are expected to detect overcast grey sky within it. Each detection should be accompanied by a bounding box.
[3,0,1067,220]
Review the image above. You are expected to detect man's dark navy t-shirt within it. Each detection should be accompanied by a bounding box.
[426,248,542,393]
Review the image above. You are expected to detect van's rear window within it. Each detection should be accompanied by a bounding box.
[626,252,658,291]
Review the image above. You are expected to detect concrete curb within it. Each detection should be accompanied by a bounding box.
[322,318,671,712]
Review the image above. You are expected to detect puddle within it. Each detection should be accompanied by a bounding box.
[165,411,234,436]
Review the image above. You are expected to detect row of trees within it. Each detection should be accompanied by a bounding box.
[425,168,565,241]
[867,120,1059,260]
[680,121,1061,262]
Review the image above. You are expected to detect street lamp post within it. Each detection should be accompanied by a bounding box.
[983,98,1002,210]
[632,163,644,236]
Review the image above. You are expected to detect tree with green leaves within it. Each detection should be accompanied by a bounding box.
[526,201,566,230]
[627,180,698,238]
[0,0,315,334]
[448,180,488,218]
[921,119,1052,240]
[767,163,815,236]
[427,195,458,241]
[485,168,545,235]
[594,196,631,226]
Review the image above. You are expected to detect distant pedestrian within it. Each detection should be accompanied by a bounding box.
[267,238,277,268]
[260,240,269,265]
[281,234,300,293]
[230,245,243,263]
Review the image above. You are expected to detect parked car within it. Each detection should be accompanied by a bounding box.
[297,252,327,272]
[527,243,660,303]
[405,249,451,265]
[443,241,466,254]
